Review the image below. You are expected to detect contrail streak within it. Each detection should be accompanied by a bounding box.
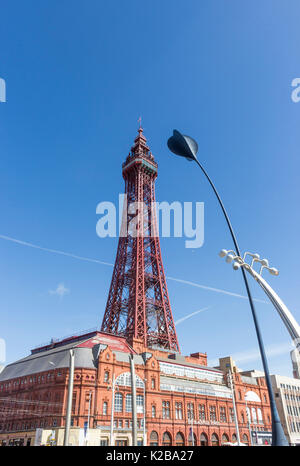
[0,234,267,303]
[0,234,114,267]
[166,276,267,304]
[175,306,211,325]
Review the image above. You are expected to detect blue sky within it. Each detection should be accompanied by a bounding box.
[0,0,299,377]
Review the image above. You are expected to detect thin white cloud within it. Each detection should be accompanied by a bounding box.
[49,283,70,298]
[0,233,267,303]
[175,306,211,326]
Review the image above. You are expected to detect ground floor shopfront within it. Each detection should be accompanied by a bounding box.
[0,424,261,446]
[0,427,145,446]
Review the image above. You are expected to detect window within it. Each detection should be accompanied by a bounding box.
[126,394,132,412]
[115,372,144,388]
[151,378,155,389]
[175,402,183,420]
[176,432,184,446]
[251,407,257,424]
[115,440,128,446]
[242,434,249,446]
[152,405,156,418]
[150,431,158,446]
[114,393,123,412]
[103,401,108,415]
[222,434,229,445]
[200,433,208,446]
[162,431,172,446]
[211,433,219,446]
[209,406,217,422]
[100,439,108,446]
[104,372,109,383]
[229,408,234,423]
[199,404,206,421]
[188,432,197,446]
[241,412,245,423]
[220,406,227,422]
[257,408,263,424]
[162,401,170,419]
[136,395,144,413]
[187,403,194,420]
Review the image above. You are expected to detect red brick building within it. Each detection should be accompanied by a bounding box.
[0,330,272,446]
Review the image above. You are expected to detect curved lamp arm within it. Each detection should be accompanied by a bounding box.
[242,265,300,346]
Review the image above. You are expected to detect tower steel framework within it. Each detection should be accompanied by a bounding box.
[101,128,180,352]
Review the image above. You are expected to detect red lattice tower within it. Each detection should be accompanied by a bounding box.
[101,128,180,352]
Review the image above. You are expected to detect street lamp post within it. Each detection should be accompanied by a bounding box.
[63,349,75,446]
[227,370,241,445]
[85,390,92,446]
[108,374,115,447]
[143,378,147,446]
[244,389,253,447]
[167,129,288,446]
[129,354,137,446]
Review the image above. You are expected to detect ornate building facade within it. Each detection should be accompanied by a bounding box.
[0,330,272,446]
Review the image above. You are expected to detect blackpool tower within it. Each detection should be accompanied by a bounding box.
[101,127,180,352]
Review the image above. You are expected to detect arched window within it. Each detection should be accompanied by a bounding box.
[162,431,172,446]
[151,378,155,389]
[103,401,108,415]
[242,434,249,446]
[238,390,242,400]
[188,432,197,446]
[114,393,123,412]
[245,390,261,402]
[211,433,219,446]
[200,433,208,446]
[115,372,144,388]
[232,433,237,443]
[241,412,245,423]
[221,434,229,445]
[176,432,184,446]
[104,371,109,383]
[150,431,158,446]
